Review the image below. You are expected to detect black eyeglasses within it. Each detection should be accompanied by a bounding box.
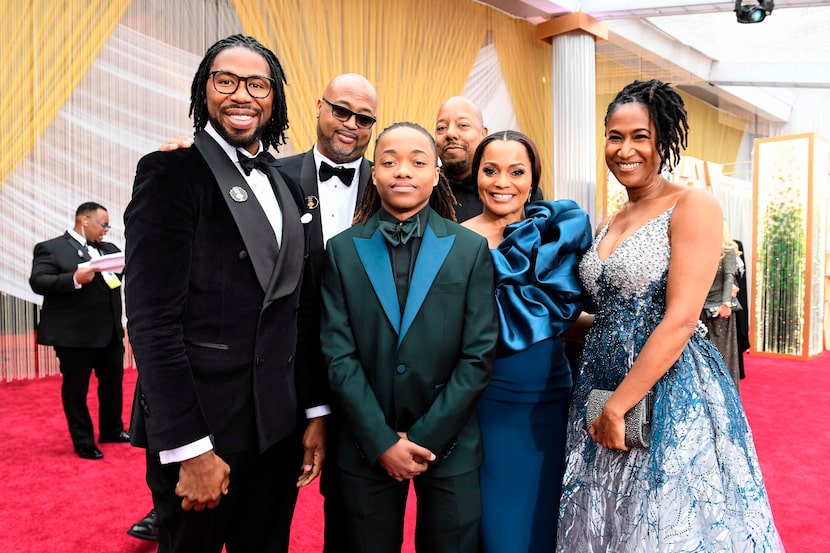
[210,71,274,99]
[88,217,111,230]
[322,97,376,129]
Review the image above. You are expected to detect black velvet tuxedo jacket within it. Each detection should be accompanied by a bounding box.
[124,131,324,456]
[29,234,123,348]
[321,210,498,479]
[277,149,372,285]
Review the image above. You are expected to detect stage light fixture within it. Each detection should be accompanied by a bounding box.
[735,0,774,24]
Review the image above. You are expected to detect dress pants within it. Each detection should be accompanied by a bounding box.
[321,419,350,553]
[146,431,303,553]
[339,468,481,553]
[54,333,124,448]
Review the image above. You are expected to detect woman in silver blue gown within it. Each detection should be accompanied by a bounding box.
[556,80,783,552]
[462,131,592,552]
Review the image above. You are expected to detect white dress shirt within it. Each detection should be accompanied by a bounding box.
[312,145,362,244]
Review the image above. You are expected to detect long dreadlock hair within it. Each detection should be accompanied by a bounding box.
[604,79,689,174]
[189,34,289,151]
[353,122,457,224]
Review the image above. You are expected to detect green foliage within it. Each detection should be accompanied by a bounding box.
[757,187,806,355]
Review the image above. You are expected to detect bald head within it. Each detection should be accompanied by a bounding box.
[316,74,378,164]
[435,96,487,180]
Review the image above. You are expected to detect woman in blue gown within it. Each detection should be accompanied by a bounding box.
[556,80,783,552]
[462,131,592,552]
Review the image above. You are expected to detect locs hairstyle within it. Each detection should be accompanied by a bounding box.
[470,130,542,204]
[353,122,457,224]
[604,79,689,174]
[189,34,289,151]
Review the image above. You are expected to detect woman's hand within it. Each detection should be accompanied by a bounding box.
[716,303,732,318]
[588,408,629,452]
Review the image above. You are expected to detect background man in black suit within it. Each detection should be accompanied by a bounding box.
[124,35,325,553]
[29,202,128,460]
[278,72,377,553]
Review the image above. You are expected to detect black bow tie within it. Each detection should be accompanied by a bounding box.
[319,162,355,185]
[378,217,421,247]
[237,150,276,176]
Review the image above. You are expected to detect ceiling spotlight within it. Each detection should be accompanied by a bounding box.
[735,0,774,24]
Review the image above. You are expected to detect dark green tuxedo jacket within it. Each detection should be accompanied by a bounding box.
[321,209,498,478]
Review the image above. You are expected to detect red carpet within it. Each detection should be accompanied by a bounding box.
[0,352,826,552]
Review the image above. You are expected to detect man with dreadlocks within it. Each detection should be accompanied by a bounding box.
[124,35,326,552]
[556,79,783,551]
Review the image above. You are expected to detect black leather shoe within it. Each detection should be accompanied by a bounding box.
[100,430,130,443]
[127,509,159,541]
[75,445,104,460]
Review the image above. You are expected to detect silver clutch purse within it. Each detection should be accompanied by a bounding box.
[586,388,654,449]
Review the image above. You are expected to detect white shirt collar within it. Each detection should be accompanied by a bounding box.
[68,228,87,246]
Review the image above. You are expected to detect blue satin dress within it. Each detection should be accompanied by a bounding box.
[478,201,592,553]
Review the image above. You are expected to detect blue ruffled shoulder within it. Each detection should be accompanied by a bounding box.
[491,200,592,355]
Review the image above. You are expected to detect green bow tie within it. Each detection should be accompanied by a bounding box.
[378,217,420,246]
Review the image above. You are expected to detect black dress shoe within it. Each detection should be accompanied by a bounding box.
[127,509,159,541]
[75,445,104,460]
[100,430,130,443]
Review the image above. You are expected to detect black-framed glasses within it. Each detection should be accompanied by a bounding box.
[88,217,111,230]
[210,71,274,99]
[322,97,376,129]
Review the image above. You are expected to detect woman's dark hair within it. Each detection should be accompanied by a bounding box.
[470,130,541,203]
[353,122,457,224]
[604,79,689,174]
[189,34,289,151]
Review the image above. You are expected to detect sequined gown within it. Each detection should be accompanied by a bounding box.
[478,201,592,553]
[557,208,783,552]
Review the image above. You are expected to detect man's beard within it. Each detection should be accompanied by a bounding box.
[213,118,264,150]
[318,132,365,165]
[441,158,469,178]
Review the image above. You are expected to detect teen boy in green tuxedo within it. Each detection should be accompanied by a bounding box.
[320,122,498,552]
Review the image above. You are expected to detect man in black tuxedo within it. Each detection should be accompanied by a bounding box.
[124,35,325,553]
[29,202,128,460]
[131,72,378,550]
[279,73,377,279]
[277,72,377,553]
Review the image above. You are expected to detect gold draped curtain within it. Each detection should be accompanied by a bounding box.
[233,0,552,195]
[0,0,748,202]
[234,0,490,156]
[0,0,131,185]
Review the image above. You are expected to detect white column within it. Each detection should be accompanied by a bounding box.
[537,14,607,222]
[552,32,597,218]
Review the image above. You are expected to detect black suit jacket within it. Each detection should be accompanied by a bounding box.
[278,150,371,287]
[124,131,323,456]
[29,233,123,348]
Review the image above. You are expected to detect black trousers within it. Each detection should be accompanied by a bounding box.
[54,334,124,449]
[146,432,303,553]
[321,416,350,553]
[339,468,481,553]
